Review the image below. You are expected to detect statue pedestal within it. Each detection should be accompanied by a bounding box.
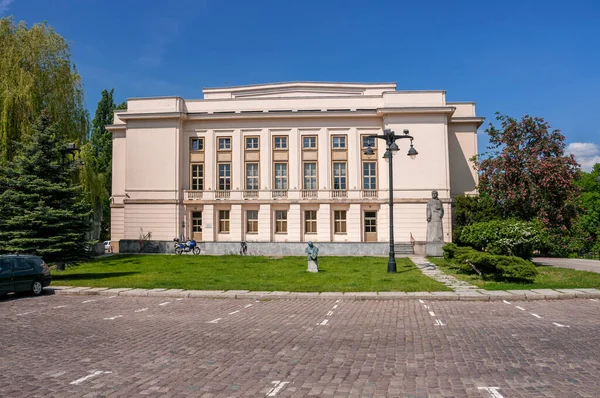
[425,242,444,257]
[307,259,319,273]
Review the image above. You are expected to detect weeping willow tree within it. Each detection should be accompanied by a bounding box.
[0,17,87,161]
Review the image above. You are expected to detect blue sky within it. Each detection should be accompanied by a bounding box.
[2,0,599,170]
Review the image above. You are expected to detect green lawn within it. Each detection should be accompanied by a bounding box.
[427,257,600,290]
[51,255,451,292]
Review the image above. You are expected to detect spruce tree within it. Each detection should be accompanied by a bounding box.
[0,111,92,264]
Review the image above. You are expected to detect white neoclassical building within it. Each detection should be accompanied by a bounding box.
[107,82,483,253]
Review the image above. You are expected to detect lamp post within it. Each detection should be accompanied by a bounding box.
[60,143,83,168]
[364,129,418,273]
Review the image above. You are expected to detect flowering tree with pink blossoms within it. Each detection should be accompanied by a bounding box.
[474,113,582,255]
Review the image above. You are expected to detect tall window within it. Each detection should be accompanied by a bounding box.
[303,163,317,190]
[247,210,258,233]
[191,138,204,151]
[218,137,231,150]
[305,210,317,234]
[274,163,288,190]
[274,136,288,149]
[246,163,259,190]
[246,137,259,150]
[219,163,231,191]
[332,136,346,149]
[334,210,347,233]
[303,136,317,149]
[191,164,204,190]
[363,162,376,190]
[333,162,347,190]
[219,210,230,233]
[275,210,288,233]
[192,212,202,233]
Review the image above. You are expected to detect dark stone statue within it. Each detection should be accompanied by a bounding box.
[305,241,319,273]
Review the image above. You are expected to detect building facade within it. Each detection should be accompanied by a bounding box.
[107,82,483,251]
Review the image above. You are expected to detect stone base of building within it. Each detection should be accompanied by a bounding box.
[118,240,405,256]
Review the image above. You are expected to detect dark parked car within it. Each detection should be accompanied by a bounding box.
[0,254,52,296]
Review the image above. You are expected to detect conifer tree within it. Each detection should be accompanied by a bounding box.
[0,111,92,264]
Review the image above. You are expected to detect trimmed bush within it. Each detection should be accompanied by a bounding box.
[441,243,538,282]
[459,219,547,259]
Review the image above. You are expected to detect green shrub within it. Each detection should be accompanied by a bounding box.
[442,243,538,282]
[459,219,547,259]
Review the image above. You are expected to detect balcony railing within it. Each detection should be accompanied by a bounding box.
[301,189,318,199]
[184,190,203,200]
[272,190,288,199]
[184,188,383,201]
[331,189,347,198]
[362,189,377,198]
[215,190,231,199]
[243,190,259,199]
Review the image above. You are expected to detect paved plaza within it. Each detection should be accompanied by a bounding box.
[1,292,600,397]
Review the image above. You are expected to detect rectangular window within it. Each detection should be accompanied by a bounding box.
[274,136,288,149]
[246,163,259,190]
[245,137,259,150]
[219,210,230,233]
[191,163,204,191]
[247,210,258,233]
[332,135,347,149]
[364,211,377,233]
[363,162,377,190]
[362,136,375,148]
[333,162,347,190]
[274,163,288,190]
[304,210,317,234]
[191,138,204,151]
[218,137,231,150]
[218,163,231,191]
[303,163,317,190]
[275,210,288,233]
[303,136,317,149]
[334,210,347,234]
[192,211,202,232]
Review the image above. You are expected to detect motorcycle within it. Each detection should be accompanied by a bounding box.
[173,238,201,255]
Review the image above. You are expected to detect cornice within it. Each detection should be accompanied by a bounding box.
[117,112,185,121]
[450,117,485,127]
[105,124,126,132]
[377,107,456,116]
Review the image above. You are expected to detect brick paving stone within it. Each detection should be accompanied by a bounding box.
[3,294,600,397]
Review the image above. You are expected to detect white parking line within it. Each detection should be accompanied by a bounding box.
[244,304,253,308]
[108,296,117,298]
[515,306,525,311]
[502,300,512,305]
[208,318,221,324]
[590,299,599,302]
[69,370,112,385]
[419,299,425,304]
[434,319,445,326]
[52,305,67,309]
[229,310,240,315]
[428,311,436,317]
[159,302,170,306]
[267,381,290,396]
[319,319,329,326]
[333,305,338,309]
[82,299,96,303]
[134,308,148,313]
[176,298,183,301]
[327,311,334,316]
[17,311,35,316]
[103,315,123,320]
[553,322,570,328]
[478,386,504,398]
[531,313,542,319]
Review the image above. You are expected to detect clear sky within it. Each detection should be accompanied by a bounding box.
[2,0,599,170]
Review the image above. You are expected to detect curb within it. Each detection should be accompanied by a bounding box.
[45,286,600,301]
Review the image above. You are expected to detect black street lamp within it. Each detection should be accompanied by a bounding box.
[364,129,418,273]
[60,143,83,168]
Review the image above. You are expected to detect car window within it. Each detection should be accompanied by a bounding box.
[13,258,34,271]
[24,257,41,269]
[0,258,11,273]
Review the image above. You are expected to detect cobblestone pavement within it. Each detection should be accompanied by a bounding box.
[2,294,600,398]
